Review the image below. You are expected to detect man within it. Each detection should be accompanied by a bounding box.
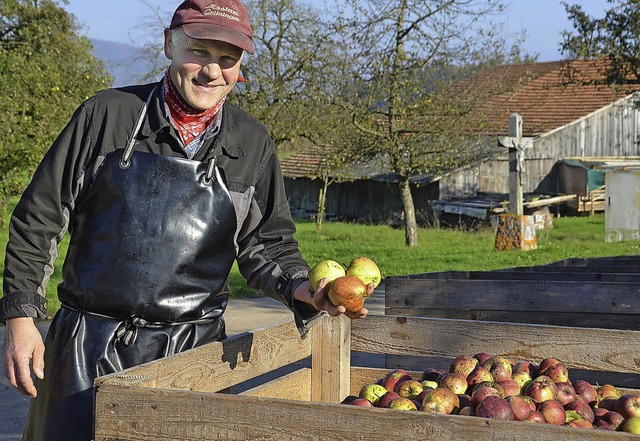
[1,1,369,439]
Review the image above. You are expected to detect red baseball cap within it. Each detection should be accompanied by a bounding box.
[170,0,255,54]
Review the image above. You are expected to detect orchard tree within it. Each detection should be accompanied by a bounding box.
[0,0,110,218]
[333,0,527,246]
[561,0,640,83]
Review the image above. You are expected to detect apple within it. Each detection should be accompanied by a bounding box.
[525,375,557,403]
[513,360,539,378]
[350,398,374,407]
[538,399,566,425]
[466,366,494,389]
[470,386,501,409]
[567,413,594,429]
[420,401,447,413]
[573,379,598,405]
[359,383,388,406]
[458,406,474,416]
[538,357,561,375]
[388,397,418,411]
[449,355,478,378]
[596,384,622,403]
[345,256,381,289]
[473,352,492,365]
[475,395,514,420]
[482,356,512,382]
[457,393,472,409]
[506,395,532,421]
[497,380,522,397]
[565,396,594,423]
[340,395,358,404]
[396,379,424,400]
[622,416,640,434]
[377,391,402,408]
[308,259,345,291]
[616,393,640,419]
[523,410,545,423]
[593,407,609,422]
[598,410,625,430]
[421,368,445,383]
[421,380,438,390]
[512,371,532,393]
[381,369,413,392]
[555,381,576,406]
[439,372,468,395]
[471,381,504,398]
[544,363,570,384]
[328,275,367,312]
[421,387,460,414]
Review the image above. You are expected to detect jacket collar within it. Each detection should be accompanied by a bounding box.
[140,81,246,159]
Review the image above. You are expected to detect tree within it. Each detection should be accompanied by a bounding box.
[0,0,111,218]
[332,0,527,246]
[561,0,640,83]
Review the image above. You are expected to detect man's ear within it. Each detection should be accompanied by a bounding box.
[163,28,173,60]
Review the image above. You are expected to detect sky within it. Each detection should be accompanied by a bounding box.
[63,0,612,62]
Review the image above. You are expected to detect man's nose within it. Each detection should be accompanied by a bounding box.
[202,60,223,79]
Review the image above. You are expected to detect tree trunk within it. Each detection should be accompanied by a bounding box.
[399,177,418,246]
[315,178,329,234]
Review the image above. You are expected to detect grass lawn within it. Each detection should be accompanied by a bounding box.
[2,196,639,318]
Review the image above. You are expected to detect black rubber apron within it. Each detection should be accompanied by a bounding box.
[23,90,238,441]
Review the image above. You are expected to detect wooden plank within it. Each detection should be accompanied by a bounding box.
[384,307,640,330]
[96,319,311,393]
[506,264,640,274]
[384,279,640,315]
[311,314,350,404]
[350,315,640,374]
[94,383,639,440]
[548,256,640,267]
[395,270,640,282]
[241,368,311,400]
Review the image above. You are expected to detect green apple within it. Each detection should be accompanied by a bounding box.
[623,416,640,434]
[359,383,388,406]
[308,259,345,291]
[345,256,381,289]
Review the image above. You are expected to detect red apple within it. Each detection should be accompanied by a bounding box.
[458,406,474,416]
[421,368,445,383]
[538,399,566,425]
[466,366,494,390]
[567,415,594,429]
[381,369,412,392]
[449,355,478,377]
[523,410,545,423]
[388,397,418,411]
[538,357,561,375]
[565,395,595,423]
[573,379,597,405]
[473,352,492,365]
[457,393,472,409]
[350,398,374,407]
[616,393,640,419]
[439,372,468,395]
[421,387,460,414]
[513,360,539,378]
[507,395,533,421]
[471,381,504,398]
[525,376,558,403]
[544,363,570,384]
[377,391,401,408]
[498,379,522,397]
[596,384,622,403]
[471,386,501,409]
[475,395,514,420]
[482,355,513,382]
[598,410,625,430]
[555,381,576,405]
[340,395,358,404]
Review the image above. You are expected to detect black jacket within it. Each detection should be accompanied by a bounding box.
[1,82,319,334]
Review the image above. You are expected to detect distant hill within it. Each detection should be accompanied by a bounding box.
[90,39,160,87]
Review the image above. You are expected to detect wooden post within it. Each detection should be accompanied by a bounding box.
[311,315,350,403]
[508,113,524,215]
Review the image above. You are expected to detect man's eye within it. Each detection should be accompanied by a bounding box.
[219,56,239,68]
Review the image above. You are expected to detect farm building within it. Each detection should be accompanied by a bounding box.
[280,60,640,224]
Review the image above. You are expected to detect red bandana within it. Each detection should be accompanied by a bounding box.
[163,70,225,146]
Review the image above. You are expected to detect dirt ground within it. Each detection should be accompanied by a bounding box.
[0,290,384,439]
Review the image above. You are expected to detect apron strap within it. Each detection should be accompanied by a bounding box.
[120,85,158,169]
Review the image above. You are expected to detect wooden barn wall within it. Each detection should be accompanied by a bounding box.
[440,95,640,196]
[284,177,440,224]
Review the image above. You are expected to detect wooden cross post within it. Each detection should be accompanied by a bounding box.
[498,113,533,215]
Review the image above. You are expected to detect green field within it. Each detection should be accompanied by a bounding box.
[2,196,639,318]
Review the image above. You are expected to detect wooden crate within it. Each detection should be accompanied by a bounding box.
[95,315,640,440]
[385,259,640,331]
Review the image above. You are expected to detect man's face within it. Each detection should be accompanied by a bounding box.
[164,28,243,112]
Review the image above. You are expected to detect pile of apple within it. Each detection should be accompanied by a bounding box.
[308,257,381,312]
[341,353,640,434]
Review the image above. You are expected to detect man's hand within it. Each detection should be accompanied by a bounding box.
[3,317,45,397]
[294,279,371,319]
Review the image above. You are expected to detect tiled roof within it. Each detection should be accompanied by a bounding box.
[281,59,640,178]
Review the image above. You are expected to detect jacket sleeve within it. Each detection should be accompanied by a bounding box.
[234,146,322,338]
[1,100,95,322]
